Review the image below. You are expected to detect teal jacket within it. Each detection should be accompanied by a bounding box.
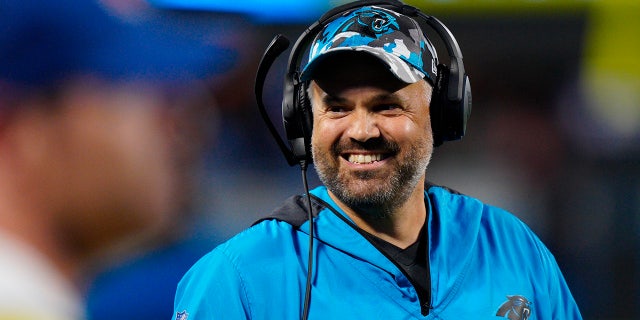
[174,185,582,319]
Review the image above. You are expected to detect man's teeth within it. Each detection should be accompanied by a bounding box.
[348,154,382,164]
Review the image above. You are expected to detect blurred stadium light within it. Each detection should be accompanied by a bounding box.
[148,0,333,23]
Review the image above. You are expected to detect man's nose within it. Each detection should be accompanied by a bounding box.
[346,109,380,142]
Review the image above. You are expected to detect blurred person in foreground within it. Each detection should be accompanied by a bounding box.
[82,7,241,320]
[174,1,582,319]
[0,0,225,319]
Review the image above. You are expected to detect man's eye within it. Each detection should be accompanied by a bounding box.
[377,104,401,112]
[327,106,347,113]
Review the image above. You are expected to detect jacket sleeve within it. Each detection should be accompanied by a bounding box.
[173,244,252,319]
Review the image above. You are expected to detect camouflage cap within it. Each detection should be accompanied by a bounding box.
[300,5,438,85]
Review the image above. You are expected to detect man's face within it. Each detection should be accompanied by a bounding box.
[309,57,434,214]
[45,80,180,256]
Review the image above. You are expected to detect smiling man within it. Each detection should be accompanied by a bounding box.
[174,2,582,319]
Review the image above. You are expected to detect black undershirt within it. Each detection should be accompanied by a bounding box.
[364,222,431,315]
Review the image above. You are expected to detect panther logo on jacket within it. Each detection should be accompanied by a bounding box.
[496,295,532,320]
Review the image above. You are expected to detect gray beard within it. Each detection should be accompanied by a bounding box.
[313,139,432,217]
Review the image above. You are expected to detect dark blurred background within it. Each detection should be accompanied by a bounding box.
[85,1,639,319]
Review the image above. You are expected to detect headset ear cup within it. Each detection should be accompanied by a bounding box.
[282,77,308,162]
[431,63,470,145]
[281,77,313,163]
[296,83,313,161]
[461,75,472,136]
[430,63,448,146]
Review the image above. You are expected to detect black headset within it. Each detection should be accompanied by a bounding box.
[255,0,472,167]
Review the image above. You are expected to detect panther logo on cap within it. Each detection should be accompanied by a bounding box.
[354,10,398,34]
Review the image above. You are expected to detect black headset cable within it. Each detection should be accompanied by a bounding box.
[300,160,314,320]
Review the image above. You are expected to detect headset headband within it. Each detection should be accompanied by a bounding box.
[255,0,471,166]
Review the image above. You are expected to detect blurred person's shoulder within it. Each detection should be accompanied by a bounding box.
[0,233,83,320]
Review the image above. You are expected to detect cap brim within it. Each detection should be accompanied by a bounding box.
[300,46,425,84]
